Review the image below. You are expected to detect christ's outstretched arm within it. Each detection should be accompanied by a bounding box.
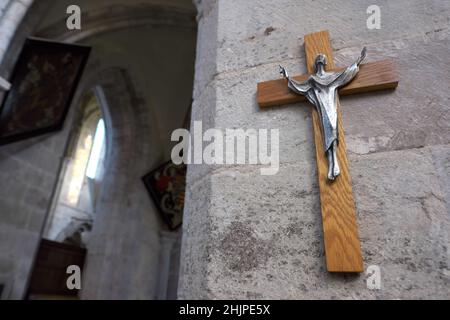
[333,47,367,88]
[279,65,311,95]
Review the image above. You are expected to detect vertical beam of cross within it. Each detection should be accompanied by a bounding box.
[257,30,398,272]
[304,31,363,272]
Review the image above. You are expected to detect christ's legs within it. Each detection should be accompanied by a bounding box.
[326,141,340,180]
[327,150,335,180]
[332,140,340,178]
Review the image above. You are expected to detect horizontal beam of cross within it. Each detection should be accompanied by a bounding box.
[257,59,398,108]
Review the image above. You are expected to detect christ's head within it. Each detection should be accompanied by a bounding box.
[314,54,327,73]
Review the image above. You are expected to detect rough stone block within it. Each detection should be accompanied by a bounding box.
[192,0,219,100]
[180,147,450,299]
[215,0,450,74]
[430,145,450,214]
[341,36,450,155]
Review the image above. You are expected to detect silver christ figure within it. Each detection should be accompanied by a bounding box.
[280,47,366,181]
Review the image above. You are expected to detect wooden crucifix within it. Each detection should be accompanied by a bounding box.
[257,30,398,272]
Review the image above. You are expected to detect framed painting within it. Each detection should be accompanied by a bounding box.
[0,38,91,145]
[142,162,187,230]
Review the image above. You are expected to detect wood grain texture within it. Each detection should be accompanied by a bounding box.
[257,60,398,108]
[304,30,364,272]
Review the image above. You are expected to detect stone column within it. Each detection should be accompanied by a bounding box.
[0,0,35,63]
[156,231,178,300]
[179,0,450,299]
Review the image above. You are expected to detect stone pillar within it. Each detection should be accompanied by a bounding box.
[179,0,450,299]
[0,0,34,63]
[156,231,178,300]
[0,1,67,300]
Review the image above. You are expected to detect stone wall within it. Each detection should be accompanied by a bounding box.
[179,0,450,299]
[0,0,70,300]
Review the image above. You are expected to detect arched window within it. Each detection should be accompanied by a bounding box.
[43,91,106,248]
[86,119,105,180]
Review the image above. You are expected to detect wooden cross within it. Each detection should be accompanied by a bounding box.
[257,30,398,272]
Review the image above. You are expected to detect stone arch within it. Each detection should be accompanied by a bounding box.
[35,3,197,43]
[67,66,164,299]
[43,91,102,242]
[77,67,154,178]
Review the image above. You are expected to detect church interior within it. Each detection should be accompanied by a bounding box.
[0,0,197,299]
[1,0,449,302]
